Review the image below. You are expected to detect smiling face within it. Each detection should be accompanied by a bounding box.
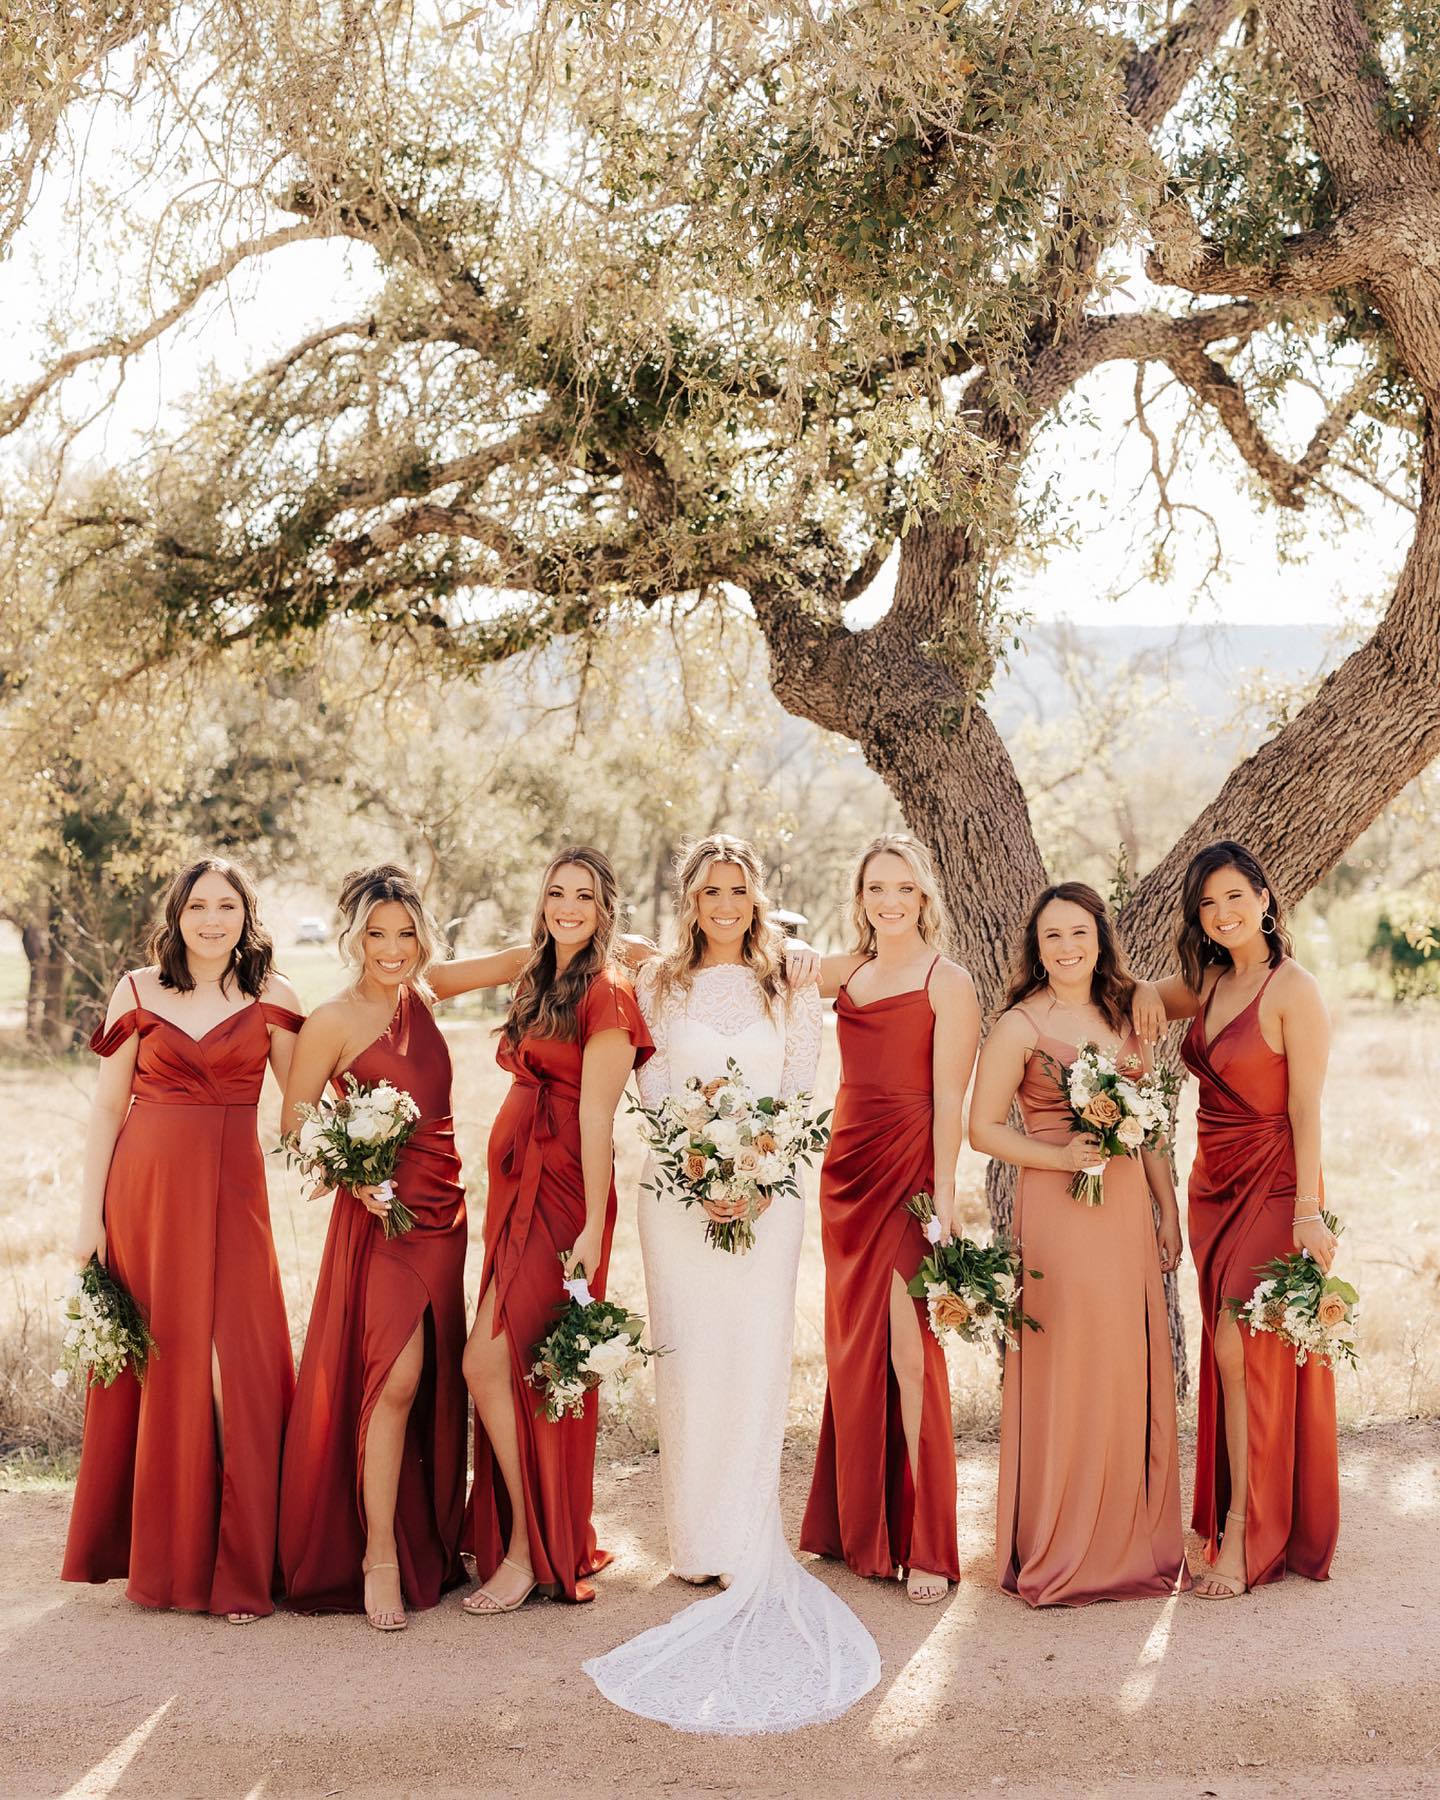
[861,850,923,944]
[695,860,756,952]
[360,899,420,990]
[177,870,246,965]
[1198,865,1269,955]
[1035,897,1100,988]
[543,862,600,954]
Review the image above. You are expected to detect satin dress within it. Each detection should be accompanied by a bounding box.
[1182,960,1340,1585]
[465,969,652,1601]
[800,957,960,1583]
[62,978,302,1617]
[995,1013,1189,1606]
[279,985,468,1613]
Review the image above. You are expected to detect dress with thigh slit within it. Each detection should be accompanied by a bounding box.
[994,1013,1189,1606]
[62,980,302,1617]
[1182,960,1339,1586]
[464,967,652,1601]
[799,957,960,1582]
[279,984,467,1613]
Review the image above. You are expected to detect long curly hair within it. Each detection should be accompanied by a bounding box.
[335,863,440,1002]
[147,856,273,998]
[848,834,951,957]
[1176,839,1292,993]
[1002,881,1136,1036]
[503,846,620,1046]
[650,835,784,1017]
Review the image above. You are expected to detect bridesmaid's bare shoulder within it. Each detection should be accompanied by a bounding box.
[1271,956,1326,1016]
[259,971,303,1013]
[928,956,978,1010]
[987,1005,1039,1054]
[299,992,363,1042]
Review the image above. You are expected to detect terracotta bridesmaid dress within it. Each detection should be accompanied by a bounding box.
[279,985,468,1613]
[1182,960,1339,1585]
[465,968,651,1601]
[995,1011,1189,1606]
[62,976,303,1617]
[800,958,960,1584]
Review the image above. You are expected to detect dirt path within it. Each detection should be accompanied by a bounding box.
[2,1422,1437,1799]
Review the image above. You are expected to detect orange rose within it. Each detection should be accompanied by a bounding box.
[753,1129,778,1154]
[930,1292,971,1332]
[1317,1292,1349,1328]
[684,1151,709,1182]
[1080,1093,1122,1131]
[701,1077,727,1102]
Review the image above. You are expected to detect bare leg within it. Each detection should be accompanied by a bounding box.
[1196,1309,1249,1597]
[360,1319,425,1627]
[890,1272,947,1602]
[460,1284,534,1611]
[211,1345,257,1625]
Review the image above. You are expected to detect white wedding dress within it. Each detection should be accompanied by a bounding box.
[583,963,880,1734]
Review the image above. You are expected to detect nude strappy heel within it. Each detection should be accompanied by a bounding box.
[1194,1509,1249,1599]
[461,1555,537,1616]
[362,1559,409,1631]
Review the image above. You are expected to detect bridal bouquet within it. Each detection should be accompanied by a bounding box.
[529,1264,664,1422]
[631,1057,831,1254]
[53,1256,156,1391]
[1227,1212,1358,1369]
[283,1073,422,1238]
[1038,1042,1178,1206]
[904,1194,1042,1353]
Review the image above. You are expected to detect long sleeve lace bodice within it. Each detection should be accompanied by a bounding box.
[635,963,820,1107]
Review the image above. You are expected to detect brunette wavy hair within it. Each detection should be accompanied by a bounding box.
[848,834,951,957]
[1002,881,1136,1036]
[147,856,274,997]
[335,863,441,1001]
[650,835,784,1017]
[503,846,620,1046]
[1175,839,1292,993]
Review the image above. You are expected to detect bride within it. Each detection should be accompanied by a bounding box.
[583,835,879,1734]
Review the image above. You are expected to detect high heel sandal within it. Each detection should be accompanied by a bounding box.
[1194,1509,1249,1600]
[461,1555,537,1616]
[362,1559,409,1632]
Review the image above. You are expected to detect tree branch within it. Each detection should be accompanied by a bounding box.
[1124,0,1247,132]
[0,222,331,438]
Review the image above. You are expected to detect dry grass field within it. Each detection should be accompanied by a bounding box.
[2,962,1437,1474]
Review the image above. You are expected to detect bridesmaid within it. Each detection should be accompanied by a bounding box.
[279,863,493,1630]
[971,882,1188,1606]
[461,846,653,1615]
[798,834,980,1604]
[62,856,303,1622]
[1140,840,1338,1596]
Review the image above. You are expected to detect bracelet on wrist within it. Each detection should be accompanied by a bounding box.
[1292,1211,1323,1225]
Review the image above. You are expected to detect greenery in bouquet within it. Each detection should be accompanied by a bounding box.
[528,1265,664,1422]
[904,1194,1042,1353]
[1038,1041,1179,1206]
[1227,1211,1358,1370]
[283,1073,421,1238]
[53,1256,157,1391]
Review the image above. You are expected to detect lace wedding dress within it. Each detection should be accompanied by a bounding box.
[583,963,880,1734]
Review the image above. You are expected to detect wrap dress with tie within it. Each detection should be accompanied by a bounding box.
[465,968,652,1601]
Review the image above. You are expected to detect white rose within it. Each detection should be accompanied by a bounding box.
[757,1155,788,1185]
[709,1118,744,1159]
[345,1104,385,1144]
[1115,1115,1145,1150]
[297,1116,330,1160]
[734,1145,762,1177]
[582,1336,635,1380]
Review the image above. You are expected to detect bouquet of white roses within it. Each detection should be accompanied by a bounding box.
[904,1193,1042,1353]
[1227,1211,1358,1369]
[53,1256,156,1391]
[1038,1041,1178,1206]
[528,1264,664,1422]
[631,1056,831,1253]
[283,1073,422,1239]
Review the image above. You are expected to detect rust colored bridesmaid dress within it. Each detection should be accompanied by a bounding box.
[1182,961,1339,1586]
[995,1014,1189,1606]
[279,985,468,1613]
[62,977,303,1617]
[465,969,651,1601]
[800,958,960,1583]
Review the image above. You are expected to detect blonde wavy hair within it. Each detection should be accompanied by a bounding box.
[652,835,784,1015]
[336,863,440,1002]
[503,846,620,1046]
[848,834,951,957]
